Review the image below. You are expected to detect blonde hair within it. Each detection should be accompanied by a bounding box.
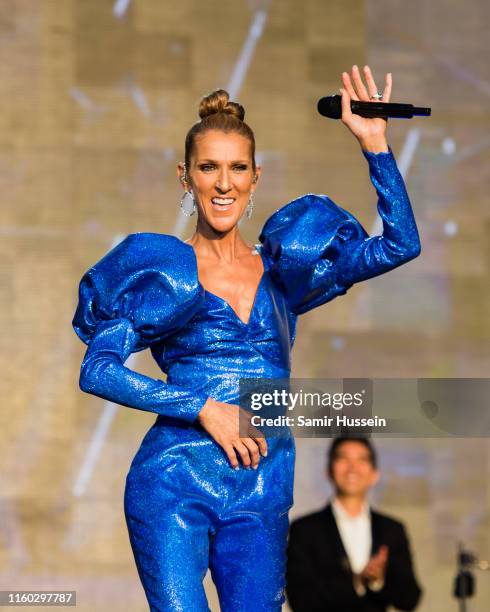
[184,89,256,171]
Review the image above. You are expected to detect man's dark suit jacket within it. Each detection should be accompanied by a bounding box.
[286,503,422,612]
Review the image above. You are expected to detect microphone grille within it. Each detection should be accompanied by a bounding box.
[317,95,342,119]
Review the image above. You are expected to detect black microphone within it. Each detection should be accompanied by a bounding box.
[317,94,431,119]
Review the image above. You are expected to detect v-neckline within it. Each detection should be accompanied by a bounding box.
[180,239,267,328]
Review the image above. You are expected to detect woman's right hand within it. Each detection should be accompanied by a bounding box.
[197,397,268,469]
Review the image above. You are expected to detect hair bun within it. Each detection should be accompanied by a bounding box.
[198,89,245,122]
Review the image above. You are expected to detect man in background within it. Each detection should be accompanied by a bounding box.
[286,437,422,611]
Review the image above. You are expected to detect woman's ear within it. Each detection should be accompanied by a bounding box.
[177,162,187,187]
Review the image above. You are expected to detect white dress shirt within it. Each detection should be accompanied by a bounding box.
[331,496,372,574]
[331,497,384,596]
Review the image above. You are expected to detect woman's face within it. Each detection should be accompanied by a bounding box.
[178,129,261,233]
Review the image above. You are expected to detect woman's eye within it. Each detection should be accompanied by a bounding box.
[200,164,247,172]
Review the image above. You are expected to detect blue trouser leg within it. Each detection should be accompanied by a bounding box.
[124,491,213,612]
[209,508,290,612]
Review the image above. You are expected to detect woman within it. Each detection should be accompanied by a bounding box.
[72,65,420,611]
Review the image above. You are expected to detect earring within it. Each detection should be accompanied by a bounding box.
[180,162,196,216]
[180,190,196,216]
[246,191,254,219]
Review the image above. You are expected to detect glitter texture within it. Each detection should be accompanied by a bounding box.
[72,146,420,611]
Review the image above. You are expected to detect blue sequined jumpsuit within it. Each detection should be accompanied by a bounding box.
[72,147,420,611]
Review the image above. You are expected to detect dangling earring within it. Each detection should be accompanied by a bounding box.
[246,190,254,219]
[180,191,196,216]
[179,162,196,216]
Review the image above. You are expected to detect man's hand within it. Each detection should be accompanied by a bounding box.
[361,545,389,584]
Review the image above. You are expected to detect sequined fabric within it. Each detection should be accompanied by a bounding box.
[72,146,420,611]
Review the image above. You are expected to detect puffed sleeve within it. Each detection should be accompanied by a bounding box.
[72,233,210,423]
[258,145,421,315]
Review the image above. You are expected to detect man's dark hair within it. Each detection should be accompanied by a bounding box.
[327,436,378,477]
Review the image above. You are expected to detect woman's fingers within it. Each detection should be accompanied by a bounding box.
[351,64,370,100]
[362,65,379,98]
[240,437,261,469]
[241,417,268,463]
[383,72,392,103]
[363,66,392,103]
[342,71,359,100]
[223,443,240,470]
[251,432,268,457]
[234,439,253,468]
[342,65,392,103]
[339,87,352,124]
[239,409,268,458]
[362,65,392,104]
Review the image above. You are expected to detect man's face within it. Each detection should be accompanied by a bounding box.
[329,441,379,497]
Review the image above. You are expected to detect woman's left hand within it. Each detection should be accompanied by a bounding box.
[339,65,392,149]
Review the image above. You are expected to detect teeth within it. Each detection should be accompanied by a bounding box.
[212,198,235,205]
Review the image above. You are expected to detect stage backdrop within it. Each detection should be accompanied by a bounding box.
[0,1,489,610]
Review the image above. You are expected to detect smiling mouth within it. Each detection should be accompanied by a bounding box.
[211,197,235,211]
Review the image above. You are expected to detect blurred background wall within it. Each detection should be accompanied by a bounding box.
[0,0,489,610]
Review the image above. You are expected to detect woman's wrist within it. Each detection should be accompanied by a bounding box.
[197,396,215,423]
[358,135,389,153]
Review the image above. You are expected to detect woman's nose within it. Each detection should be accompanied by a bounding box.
[216,170,232,192]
